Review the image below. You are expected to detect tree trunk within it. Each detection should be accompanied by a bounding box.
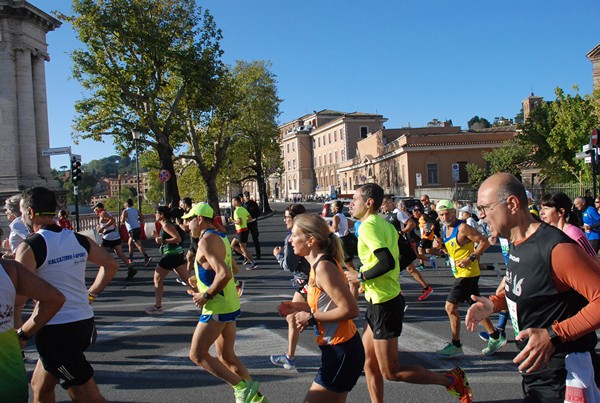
[204,172,220,217]
[255,164,271,214]
[156,145,180,206]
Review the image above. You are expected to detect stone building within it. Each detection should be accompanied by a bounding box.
[587,43,600,91]
[0,1,61,197]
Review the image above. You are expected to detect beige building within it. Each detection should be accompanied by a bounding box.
[274,110,387,199]
[587,43,600,91]
[272,109,517,201]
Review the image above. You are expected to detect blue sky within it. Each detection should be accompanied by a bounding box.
[32,0,600,169]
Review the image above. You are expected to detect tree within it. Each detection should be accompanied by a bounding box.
[228,61,282,214]
[518,86,600,183]
[466,141,530,188]
[58,0,224,206]
[467,116,491,130]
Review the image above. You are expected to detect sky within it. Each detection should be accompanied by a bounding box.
[30,0,600,169]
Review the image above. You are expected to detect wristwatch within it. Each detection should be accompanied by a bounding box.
[203,292,213,301]
[307,312,317,326]
[16,328,31,341]
[469,253,477,262]
[546,326,563,347]
[357,271,365,283]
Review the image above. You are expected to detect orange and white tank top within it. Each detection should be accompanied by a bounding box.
[307,255,357,346]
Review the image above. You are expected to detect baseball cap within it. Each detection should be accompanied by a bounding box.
[181,202,214,219]
[243,191,250,196]
[436,199,455,211]
[459,205,473,215]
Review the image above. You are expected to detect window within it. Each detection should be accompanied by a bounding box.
[287,161,291,170]
[292,142,295,152]
[319,155,322,166]
[334,130,337,142]
[318,137,321,147]
[335,150,338,163]
[427,163,439,184]
[341,148,345,160]
[314,157,317,166]
[329,152,332,165]
[293,159,296,169]
[360,126,368,138]
[286,144,289,153]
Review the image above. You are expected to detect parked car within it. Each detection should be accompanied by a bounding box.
[391,196,423,212]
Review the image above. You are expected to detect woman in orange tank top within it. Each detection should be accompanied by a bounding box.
[278,213,365,402]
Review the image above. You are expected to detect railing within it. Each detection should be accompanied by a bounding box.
[76,213,155,232]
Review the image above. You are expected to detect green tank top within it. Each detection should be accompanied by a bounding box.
[193,229,240,315]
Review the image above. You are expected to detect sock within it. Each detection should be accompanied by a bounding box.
[144,253,149,258]
[423,286,430,291]
[452,339,461,348]
[233,380,247,390]
[489,329,500,340]
[497,310,508,330]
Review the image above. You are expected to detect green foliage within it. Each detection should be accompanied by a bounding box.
[465,164,487,188]
[63,172,98,204]
[56,0,224,204]
[517,86,600,184]
[465,141,530,188]
[467,116,491,130]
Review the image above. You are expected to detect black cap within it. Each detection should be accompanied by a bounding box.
[243,191,250,196]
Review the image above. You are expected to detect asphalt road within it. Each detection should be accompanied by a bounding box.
[22,202,546,402]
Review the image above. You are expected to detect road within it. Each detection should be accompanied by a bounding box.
[23,202,534,402]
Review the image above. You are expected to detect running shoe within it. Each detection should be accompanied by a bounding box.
[270,354,296,370]
[145,305,164,315]
[251,392,269,402]
[478,331,490,341]
[175,277,187,287]
[436,343,464,357]
[144,256,152,267]
[234,380,259,403]
[445,367,473,403]
[236,280,245,297]
[128,258,134,265]
[415,264,425,271]
[125,267,138,281]
[429,256,437,270]
[482,333,507,355]
[418,287,433,301]
[242,259,250,265]
[246,261,258,270]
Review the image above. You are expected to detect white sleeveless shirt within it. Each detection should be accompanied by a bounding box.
[333,212,349,237]
[123,207,140,231]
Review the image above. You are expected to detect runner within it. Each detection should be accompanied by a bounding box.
[242,191,262,260]
[16,187,119,402]
[186,202,267,403]
[120,198,151,270]
[345,184,472,403]
[145,206,188,315]
[230,196,258,270]
[93,202,134,280]
[0,258,65,403]
[279,213,364,402]
[270,204,310,370]
[435,199,506,357]
[467,173,600,402]
[381,196,433,301]
[330,200,358,272]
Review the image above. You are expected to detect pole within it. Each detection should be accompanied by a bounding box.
[593,150,598,200]
[135,141,141,213]
[117,174,121,227]
[74,185,80,232]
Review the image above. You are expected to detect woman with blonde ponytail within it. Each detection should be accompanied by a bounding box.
[278,214,364,402]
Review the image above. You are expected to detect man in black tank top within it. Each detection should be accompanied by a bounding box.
[467,173,600,402]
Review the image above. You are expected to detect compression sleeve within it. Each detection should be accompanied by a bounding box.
[362,247,395,280]
[550,243,600,341]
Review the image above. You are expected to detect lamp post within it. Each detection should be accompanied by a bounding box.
[115,158,121,227]
[132,129,142,213]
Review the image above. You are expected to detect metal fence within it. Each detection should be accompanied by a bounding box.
[453,183,595,203]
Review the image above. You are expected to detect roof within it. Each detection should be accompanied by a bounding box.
[587,43,600,60]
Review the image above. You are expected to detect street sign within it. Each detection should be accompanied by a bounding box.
[72,154,81,162]
[452,163,460,181]
[592,129,599,146]
[158,169,171,182]
[416,173,422,187]
[41,146,71,156]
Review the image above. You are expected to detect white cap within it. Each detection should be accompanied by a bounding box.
[459,205,473,215]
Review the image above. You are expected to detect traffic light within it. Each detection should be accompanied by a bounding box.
[71,156,82,184]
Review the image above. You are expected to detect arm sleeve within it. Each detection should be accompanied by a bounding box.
[551,243,600,341]
[362,247,395,280]
[22,233,46,269]
[74,233,91,253]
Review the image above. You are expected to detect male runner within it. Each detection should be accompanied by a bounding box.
[467,173,600,402]
[381,196,433,301]
[16,187,119,403]
[435,199,506,357]
[120,199,151,271]
[184,203,267,402]
[230,196,257,270]
[346,184,472,403]
[242,191,261,259]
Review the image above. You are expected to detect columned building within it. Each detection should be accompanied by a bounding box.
[0,1,61,197]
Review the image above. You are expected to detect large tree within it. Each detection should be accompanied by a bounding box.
[58,0,224,205]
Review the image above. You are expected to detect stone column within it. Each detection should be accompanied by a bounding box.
[32,50,52,180]
[15,45,38,178]
[0,17,19,188]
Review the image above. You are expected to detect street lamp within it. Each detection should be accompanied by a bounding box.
[132,129,142,213]
[115,158,121,227]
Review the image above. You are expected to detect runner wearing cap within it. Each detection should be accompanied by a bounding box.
[435,199,507,357]
[186,202,267,402]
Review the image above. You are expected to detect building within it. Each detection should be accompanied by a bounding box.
[97,172,150,204]
[272,109,517,202]
[274,110,387,200]
[0,1,61,197]
[587,43,600,91]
